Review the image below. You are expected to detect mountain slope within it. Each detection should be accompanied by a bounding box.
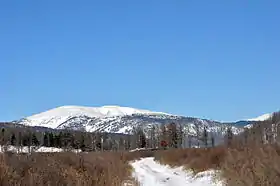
[18,105,243,147]
[22,105,168,129]
[247,113,272,121]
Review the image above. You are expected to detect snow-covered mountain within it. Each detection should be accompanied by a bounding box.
[21,105,168,129]
[243,113,273,128]
[18,105,243,141]
[247,113,272,121]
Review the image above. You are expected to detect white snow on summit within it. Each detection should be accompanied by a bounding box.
[23,105,169,129]
[247,113,272,121]
[18,105,243,137]
[28,105,158,119]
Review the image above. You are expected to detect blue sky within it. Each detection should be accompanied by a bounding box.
[1,0,280,122]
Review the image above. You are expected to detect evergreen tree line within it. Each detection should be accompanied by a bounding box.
[0,121,239,152]
[132,122,234,149]
[0,128,134,152]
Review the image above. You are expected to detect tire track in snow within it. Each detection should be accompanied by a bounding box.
[130,157,222,186]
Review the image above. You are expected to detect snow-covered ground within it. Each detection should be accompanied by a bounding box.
[0,145,81,153]
[130,157,223,186]
[129,148,147,152]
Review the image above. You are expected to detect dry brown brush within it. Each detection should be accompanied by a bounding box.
[0,150,154,186]
[221,145,280,186]
[153,145,280,186]
[154,147,226,174]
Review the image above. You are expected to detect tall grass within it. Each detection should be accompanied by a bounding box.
[221,145,280,186]
[153,145,280,186]
[0,150,154,186]
[154,147,226,174]
[1,143,279,186]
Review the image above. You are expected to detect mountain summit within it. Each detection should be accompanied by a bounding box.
[19,105,241,133]
[20,105,169,130]
[28,105,167,119]
[17,105,245,146]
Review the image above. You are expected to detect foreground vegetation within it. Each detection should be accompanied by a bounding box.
[154,145,280,186]
[0,111,279,185]
[0,144,279,186]
[154,111,280,186]
[0,150,155,186]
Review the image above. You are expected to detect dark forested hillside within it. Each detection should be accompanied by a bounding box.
[0,120,240,153]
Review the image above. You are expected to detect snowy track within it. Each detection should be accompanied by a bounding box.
[131,157,222,186]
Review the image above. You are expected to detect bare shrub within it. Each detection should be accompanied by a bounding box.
[0,151,144,186]
[221,145,280,186]
[154,147,226,174]
[153,145,280,186]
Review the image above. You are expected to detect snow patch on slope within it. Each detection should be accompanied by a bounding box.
[247,113,272,121]
[130,157,223,186]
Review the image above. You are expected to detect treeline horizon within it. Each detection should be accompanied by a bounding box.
[2,109,279,153]
[0,119,240,154]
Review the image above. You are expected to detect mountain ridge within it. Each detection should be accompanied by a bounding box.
[247,113,272,121]
[17,105,243,134]
[13,105,269,146]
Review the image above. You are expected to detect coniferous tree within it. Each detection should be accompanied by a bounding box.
[95,133,102,151]
[17,131,23,152]
[1,128,5,151]
[202,127,208,147]
[188,136,192,148]
[226,127,233,147]
[160,124,168,149]
[276,122,280,145]
[211,135,215,147]
[131,126,146,149]
[26,132,32,153]
[90,133,95,151]
[125,135,131,150]
[43,132,49,147]
[150,125,156,149]
[105,138,113,151]
[177,124,184,148]
[194,122,200,146]
[54,133,62,148]
[71,134,77,149]
[79,134,86,152]
[167,123,178,148]
[135,127,146,148]
[119,137,125,151]
[102,133,109,150]
[243,128,249,145]
[32,133,39,146]
[255,123,264,144]
[10,133,16,146]
[101,135,104,151]
[61,132,72,149]
[1,128,4,140]
[83,132,91,151]
[49,132,55,147]
[22,132,29,146]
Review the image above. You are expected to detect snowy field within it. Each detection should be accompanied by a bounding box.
[130,157,223,186]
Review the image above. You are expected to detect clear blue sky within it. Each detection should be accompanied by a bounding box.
[1,0,280,122]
